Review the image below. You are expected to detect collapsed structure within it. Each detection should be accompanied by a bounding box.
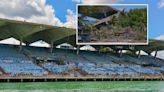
[78,6,147,43]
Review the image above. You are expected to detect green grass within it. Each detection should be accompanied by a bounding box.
[0,81,164,92]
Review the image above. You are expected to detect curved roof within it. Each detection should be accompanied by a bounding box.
[0,18,163,53]
[0,18,76,45]
[135,39,164,54]
[92,39,164,53]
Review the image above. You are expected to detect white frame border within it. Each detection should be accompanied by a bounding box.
[76,4,149,45]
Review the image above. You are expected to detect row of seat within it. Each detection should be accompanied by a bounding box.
[0,44,163,77]
[79,63,162,76]
[0,45,17,53]
[128,66,161,75]
[0,59,163,76]
[52,49,88,62]
[22,46,164,67]
[42,63,69,74]
[0,61,48,76]
[0,45,49,76]
[23,46,51,57]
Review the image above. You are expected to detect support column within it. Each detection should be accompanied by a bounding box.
[138,50,141,58]
[76,45,80,55]
[154,50,158,59]
[19,39,23,52]
[50,42,54,54]
[120,50,123,57]
[98,46,103,54]
[98,47,101,54]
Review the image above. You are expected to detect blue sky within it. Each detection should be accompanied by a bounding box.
[47,0,76,22]
[46,0,164,38]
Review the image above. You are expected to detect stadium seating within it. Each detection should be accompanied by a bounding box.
[23,46,50,57]
[53,49,88,62]
[79,63,115,75]
[0,44,163,77]
[79,63,162,76]
[0,62,48,76]
[0,44,17,53]
[0,71,2,75]
[42,63,69,74]
[0,44,28,61]
[0,45,48,76]
[139,55,164,66]
[80,51,116,64]
[120,54,144,64]
[79,63,138,76]
[128,65,161,75]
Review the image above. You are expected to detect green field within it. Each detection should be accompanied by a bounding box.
[0,81,164,92]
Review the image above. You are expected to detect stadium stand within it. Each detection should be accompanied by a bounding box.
[0,44,163,77]
[23,46,50,57]
[52,49,88,62]
[0,45,48,76]
[42,62,69,75]
[78,63,162,76]
[128,65,161,75]
[0,18,163,80]
[80,51,116,64]
[0,62,48,76]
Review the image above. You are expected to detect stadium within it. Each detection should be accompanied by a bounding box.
[0,18,164,83]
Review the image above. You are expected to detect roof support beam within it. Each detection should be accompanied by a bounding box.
[120,50,123,57]
[98,46,101,54]
[50,42,54,54]
[19,39,23,52]
[154,50,158,59]
[99,46,103,54]
[138,50,141,58]
[76,45,80,55]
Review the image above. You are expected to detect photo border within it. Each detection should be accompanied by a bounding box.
[76,4,149,45]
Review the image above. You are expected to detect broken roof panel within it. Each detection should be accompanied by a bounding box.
[78,6,118,19]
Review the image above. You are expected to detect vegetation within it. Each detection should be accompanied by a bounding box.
[78,7,147,43]
[117,8,147,32]
[101,47,113,53]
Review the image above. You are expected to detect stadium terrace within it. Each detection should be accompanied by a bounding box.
[0,18,164,82]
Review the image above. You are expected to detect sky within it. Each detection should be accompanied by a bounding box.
[0,0,163,38]
[48,0,164,39]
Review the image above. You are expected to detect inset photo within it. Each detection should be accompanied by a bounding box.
[77,4,148,45]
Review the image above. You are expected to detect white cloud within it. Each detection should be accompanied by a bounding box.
[72,0,81,3]
[155,35,164,41]
[0,0,63,26]
[82,0,122,4]
[64,9,77,28]
[158,0,164,8]
[72,0,122,4]
[0,0,123,29]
